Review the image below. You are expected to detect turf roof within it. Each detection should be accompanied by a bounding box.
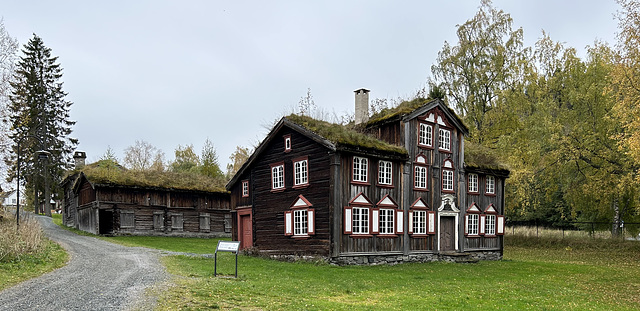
[285,114,407,156]
[67,160,228,193]
[366,97,433,126]
[464,141,510,175]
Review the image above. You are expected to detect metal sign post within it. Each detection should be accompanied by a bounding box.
[214,241,241,278]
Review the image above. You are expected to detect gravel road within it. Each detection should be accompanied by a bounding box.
[0,215,170,311]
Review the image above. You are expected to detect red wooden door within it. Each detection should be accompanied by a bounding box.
[240,215,252,249]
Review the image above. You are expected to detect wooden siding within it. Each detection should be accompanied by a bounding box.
[240,127,333,256]
[62,176,231,237]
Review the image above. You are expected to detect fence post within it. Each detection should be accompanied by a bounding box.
[536,222,539,238]
[591,222,594,238]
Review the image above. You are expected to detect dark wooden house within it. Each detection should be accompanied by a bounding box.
[227,89,509,264]
[62,157,231,237]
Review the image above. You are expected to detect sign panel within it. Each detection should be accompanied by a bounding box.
[217,241,240,252]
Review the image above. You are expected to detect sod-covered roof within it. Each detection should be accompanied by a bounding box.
[366,98,433,126]
[285,114,407,156]
[464,141,510,176]
[66,160,228,193]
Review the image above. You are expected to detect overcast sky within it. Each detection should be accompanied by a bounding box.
[1,0,621,169]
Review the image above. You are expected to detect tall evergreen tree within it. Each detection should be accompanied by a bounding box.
[5,34,77,216]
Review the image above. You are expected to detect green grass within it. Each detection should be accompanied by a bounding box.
[46,219,640,310]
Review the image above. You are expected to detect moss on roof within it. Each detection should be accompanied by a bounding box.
[366,97,433,126]
[69,160,228,193]
[464,141,510,173]
[285,114,407,156]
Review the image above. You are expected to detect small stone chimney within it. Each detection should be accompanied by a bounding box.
[73,151,86,169]
[354,88,370,125]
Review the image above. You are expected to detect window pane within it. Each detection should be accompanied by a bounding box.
[294,209,308,235]
[379,209,394,234]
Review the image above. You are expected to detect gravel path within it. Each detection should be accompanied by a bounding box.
[0,215,170,311]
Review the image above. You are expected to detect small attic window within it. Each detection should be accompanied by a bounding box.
[284,135,292,152]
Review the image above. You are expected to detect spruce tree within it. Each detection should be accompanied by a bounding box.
[5,34,77,216]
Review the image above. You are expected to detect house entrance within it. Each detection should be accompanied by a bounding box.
[439,216,455,251]
[99,209,114,234]
[238,212,253,250]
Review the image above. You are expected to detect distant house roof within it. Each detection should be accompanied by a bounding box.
[64,160,228,194]
[464,141,510,177]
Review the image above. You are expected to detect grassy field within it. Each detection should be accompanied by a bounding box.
[95,233,640,310]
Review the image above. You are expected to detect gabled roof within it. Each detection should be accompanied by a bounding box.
[227,114,408,189]
[365,98,469,136]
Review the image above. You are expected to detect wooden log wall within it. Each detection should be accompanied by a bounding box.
[248,127,333,256]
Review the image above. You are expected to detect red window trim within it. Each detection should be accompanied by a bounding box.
[351,156,370,185]
[485,175,496,196]
[270,161,285,192]
[468,173,480,195]
[241,180,249,197]
[292,156,309,188]
[376,160,394,188]
[442,169,455,193]
[438,127,453,152]
[413,164,429,191]
[284,134,292,153]
[417,122,434,149]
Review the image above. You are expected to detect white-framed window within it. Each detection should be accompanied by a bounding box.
[352,207,369,234]
[486,176,495,194]
[468,173,478,193]
[412,210,427,234]
[293,209,308,235]
[285,195,315,237]
[294,159,308,186]
[439,128,451,151]
[378,160,392,185]
[353,156,368,183]
[379,208,395,234]
[485,214,496,235]
[414,165,427,190]
[242,180,249,197]
[271,164,285,190]
[418,123,433,147]
[443,169,454,191]
[284,135,292,152]
[466,213,479,235]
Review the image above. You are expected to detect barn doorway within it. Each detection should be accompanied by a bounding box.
[99,209,114,234]
[439,216,455,251]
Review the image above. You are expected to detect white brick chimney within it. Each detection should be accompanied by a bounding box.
[354,88,370,125]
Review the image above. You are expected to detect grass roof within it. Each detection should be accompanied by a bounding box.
[464,141,510,174]
[366,97,433,126]
[285,114,407,156]
[68,160,228,193]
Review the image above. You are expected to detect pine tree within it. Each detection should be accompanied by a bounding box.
[5,34,78,216]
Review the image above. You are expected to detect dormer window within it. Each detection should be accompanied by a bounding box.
[438,128,451,151]
[284,135,292,152]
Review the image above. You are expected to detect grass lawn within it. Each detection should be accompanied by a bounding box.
[49,219,640,310]
[100,233,640,310]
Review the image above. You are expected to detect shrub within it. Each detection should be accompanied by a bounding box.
[0,211,45,262]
